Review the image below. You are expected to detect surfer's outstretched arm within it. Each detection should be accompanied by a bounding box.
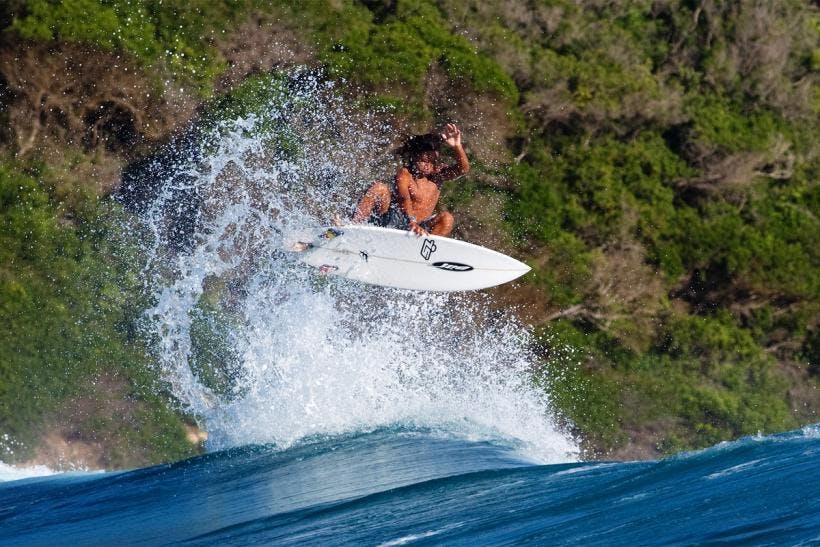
[434,124,470,183]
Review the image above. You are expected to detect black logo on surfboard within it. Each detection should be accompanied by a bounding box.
[420,239,437,260]
[433,261,474,272]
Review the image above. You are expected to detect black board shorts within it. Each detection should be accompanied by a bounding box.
[372,206,435,231]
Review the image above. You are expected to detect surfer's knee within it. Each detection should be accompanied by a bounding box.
[368,182,389,196]
[354,182,390,221]
[433,211,454,236]
[440,211,454,228]
[368,182,391,212]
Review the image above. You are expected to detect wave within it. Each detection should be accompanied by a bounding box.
[0,462,57,483]
[1,426,818,544]
[126,70,577,462]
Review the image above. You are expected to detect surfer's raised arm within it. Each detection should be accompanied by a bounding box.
[433,124,469,183]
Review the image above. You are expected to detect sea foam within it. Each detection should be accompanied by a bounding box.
[133,70,578,464]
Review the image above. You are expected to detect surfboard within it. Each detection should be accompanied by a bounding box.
[293,225,531,291]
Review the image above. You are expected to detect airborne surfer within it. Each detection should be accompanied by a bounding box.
[293,124,529,290]
[352,124,469,237]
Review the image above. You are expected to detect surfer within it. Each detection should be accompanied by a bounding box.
[351,124,469,236]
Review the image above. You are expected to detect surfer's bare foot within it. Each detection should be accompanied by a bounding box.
[332,213,343,227]
[291,242,312,252]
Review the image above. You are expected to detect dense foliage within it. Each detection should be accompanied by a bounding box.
[8,0,259,92]
[0,163,196,465]
[0,0,816,463]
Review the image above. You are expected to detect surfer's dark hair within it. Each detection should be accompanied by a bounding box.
[396,133,442,159]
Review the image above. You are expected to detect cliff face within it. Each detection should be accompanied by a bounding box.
[0,1,817,466]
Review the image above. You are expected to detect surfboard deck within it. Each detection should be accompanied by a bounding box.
[293,225,530,291]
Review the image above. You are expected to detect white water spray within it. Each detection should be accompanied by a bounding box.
[136,71,578,463]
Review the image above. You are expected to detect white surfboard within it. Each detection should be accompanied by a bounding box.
[294,225,530,291]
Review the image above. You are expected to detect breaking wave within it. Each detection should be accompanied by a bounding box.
[127,71,577,463]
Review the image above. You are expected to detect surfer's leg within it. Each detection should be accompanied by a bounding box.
[352,182,391,223]
[428,211,454,236]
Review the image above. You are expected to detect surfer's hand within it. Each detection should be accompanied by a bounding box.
[409,221,428,236]
[441,123,462,148]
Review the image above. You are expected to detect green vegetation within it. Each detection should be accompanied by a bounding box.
[0,163,197,465]
[436,0,818,454]
[540,312,796,454]
[8,0,263,93]
[268,0,517,117]
[189,281,242,400]
[0,0,817,463]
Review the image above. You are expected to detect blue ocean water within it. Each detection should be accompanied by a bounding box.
[1,425,818,545]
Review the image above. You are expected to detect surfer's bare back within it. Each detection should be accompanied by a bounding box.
[352,124,469,237]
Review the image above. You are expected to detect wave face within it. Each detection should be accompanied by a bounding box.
[1,426,819,544]
[124,71,577,462]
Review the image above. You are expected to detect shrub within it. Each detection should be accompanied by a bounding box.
[9,0,258,93]
[304,0,518,104]
[0,163,194,462]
